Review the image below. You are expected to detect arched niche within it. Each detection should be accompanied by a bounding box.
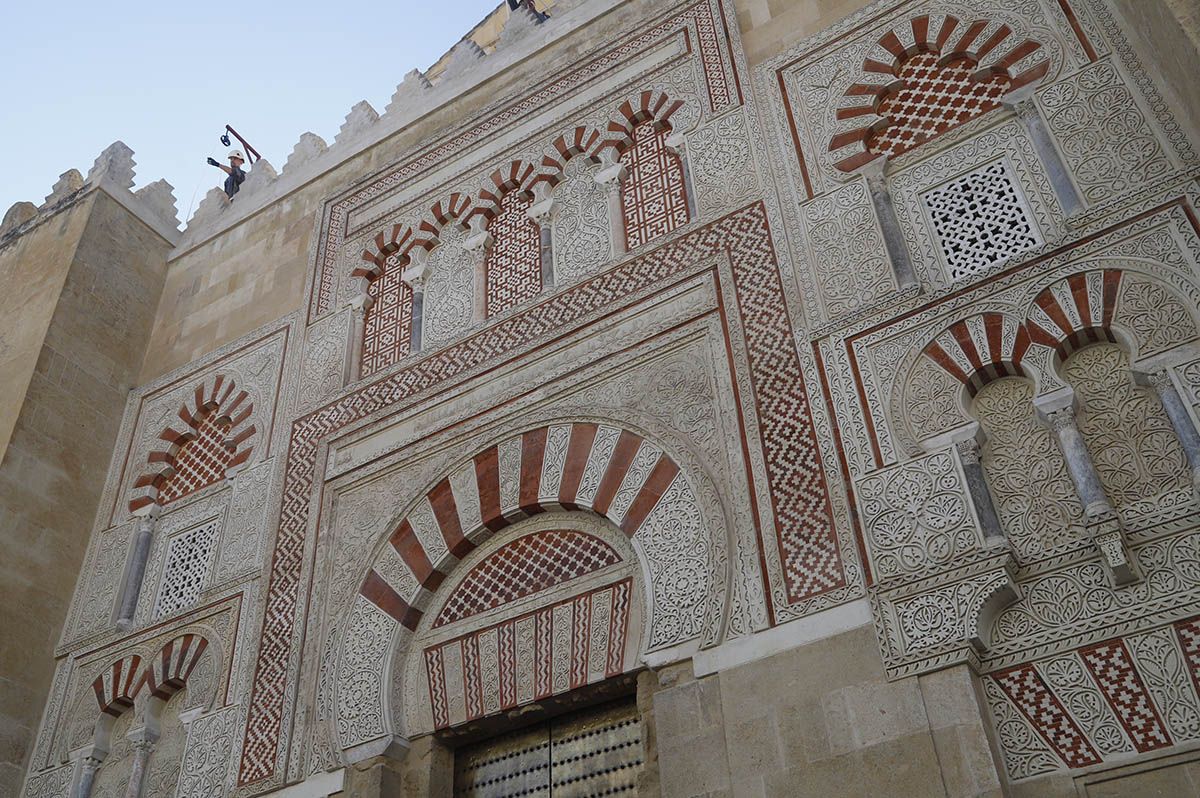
[329,420,729,757]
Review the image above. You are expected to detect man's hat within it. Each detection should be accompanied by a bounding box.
[228,149,247,161]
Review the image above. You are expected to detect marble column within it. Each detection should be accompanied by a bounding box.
[402,247,431,351]
[1040,401,1137,584]
[1004,88,1084,216]
[1141,370,1200,494]
[666,131,699,221]
[595,152,627,257]
[346,294,373,383]
[464,216,492,322]
[117,510,159,629]
[954,435,1007,547]
[122,733,156,798]
[74,749,105,798]
[527,184,556,290]
[860,158,918,290]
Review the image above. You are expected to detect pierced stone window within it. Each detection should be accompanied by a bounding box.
[922,160,1041,282]
[485,191,543,317]
[362,252,415,378]
[153,518,220,619]
[620,121,689,250]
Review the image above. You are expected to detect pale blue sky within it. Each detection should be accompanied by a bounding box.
[0,0,502,224]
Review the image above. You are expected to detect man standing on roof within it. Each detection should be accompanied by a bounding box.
[207,150,247,198]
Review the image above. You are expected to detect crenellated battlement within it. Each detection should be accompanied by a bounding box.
[174,0,607,251]
[0,140,180,245]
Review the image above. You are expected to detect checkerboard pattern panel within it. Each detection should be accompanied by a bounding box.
[726,209,843,602]
[238,204,839,784]
[433,529,621,627]
[993,665,1102,768]
[485,192,544,317]
[1081,640,1173,752]
[868,53,1010,160]
[362,254,414,378]
[159,413,233,505]
[621,123,690,250]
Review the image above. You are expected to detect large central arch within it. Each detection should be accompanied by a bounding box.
[331,421,729,754]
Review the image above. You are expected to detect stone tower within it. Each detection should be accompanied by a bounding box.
[4,1,1200,796]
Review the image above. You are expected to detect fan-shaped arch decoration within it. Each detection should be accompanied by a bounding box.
[91,654,144,718]
[356,422,720,649]
[128,376,255,514]
[921,312,1034,396]
[830,14,1050,172]
[1024,269,1125,358]
[140,633,210,702]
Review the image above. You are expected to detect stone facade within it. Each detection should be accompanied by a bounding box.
[4,1,1200,796]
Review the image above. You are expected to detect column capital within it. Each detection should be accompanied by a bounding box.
[854,155,890,191]
[1001,85,1039,116]
[401,245,431,288]
[346,292,374,318]
[527,196,555,226]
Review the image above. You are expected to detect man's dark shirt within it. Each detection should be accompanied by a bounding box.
[224,165,246,198]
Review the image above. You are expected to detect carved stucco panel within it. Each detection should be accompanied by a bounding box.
[854,450,983,580]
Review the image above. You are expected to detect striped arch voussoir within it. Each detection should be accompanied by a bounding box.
[355,225,416,280]
[922,312,1033,396]
[602,90,685,155]
[127,374,256,513]
[91,654,144,718]
[359,423,682,632]
[140,634,210,701]
[424,193,473,234]
[830,13,1048,172]
[469,161,540,223]
[552,126,603,162]
[1025,269,1123,359]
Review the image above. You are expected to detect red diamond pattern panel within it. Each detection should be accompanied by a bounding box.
[433,529,621,627]
[993,665,1102,768]
[1080,640,1173,753]
[621,122,690,250]
[727,208,843,602]
[362,254,414,378]
[159,412,233,505]
[867,54,1011,160]
[485,192,543,317]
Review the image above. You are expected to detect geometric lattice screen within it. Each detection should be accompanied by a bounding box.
[868,54,1011,160]
[158,412,234,505]
[153,518,220,619]
[362,252,415,378]
[485,192,543,318]
[922,159,1041,282]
